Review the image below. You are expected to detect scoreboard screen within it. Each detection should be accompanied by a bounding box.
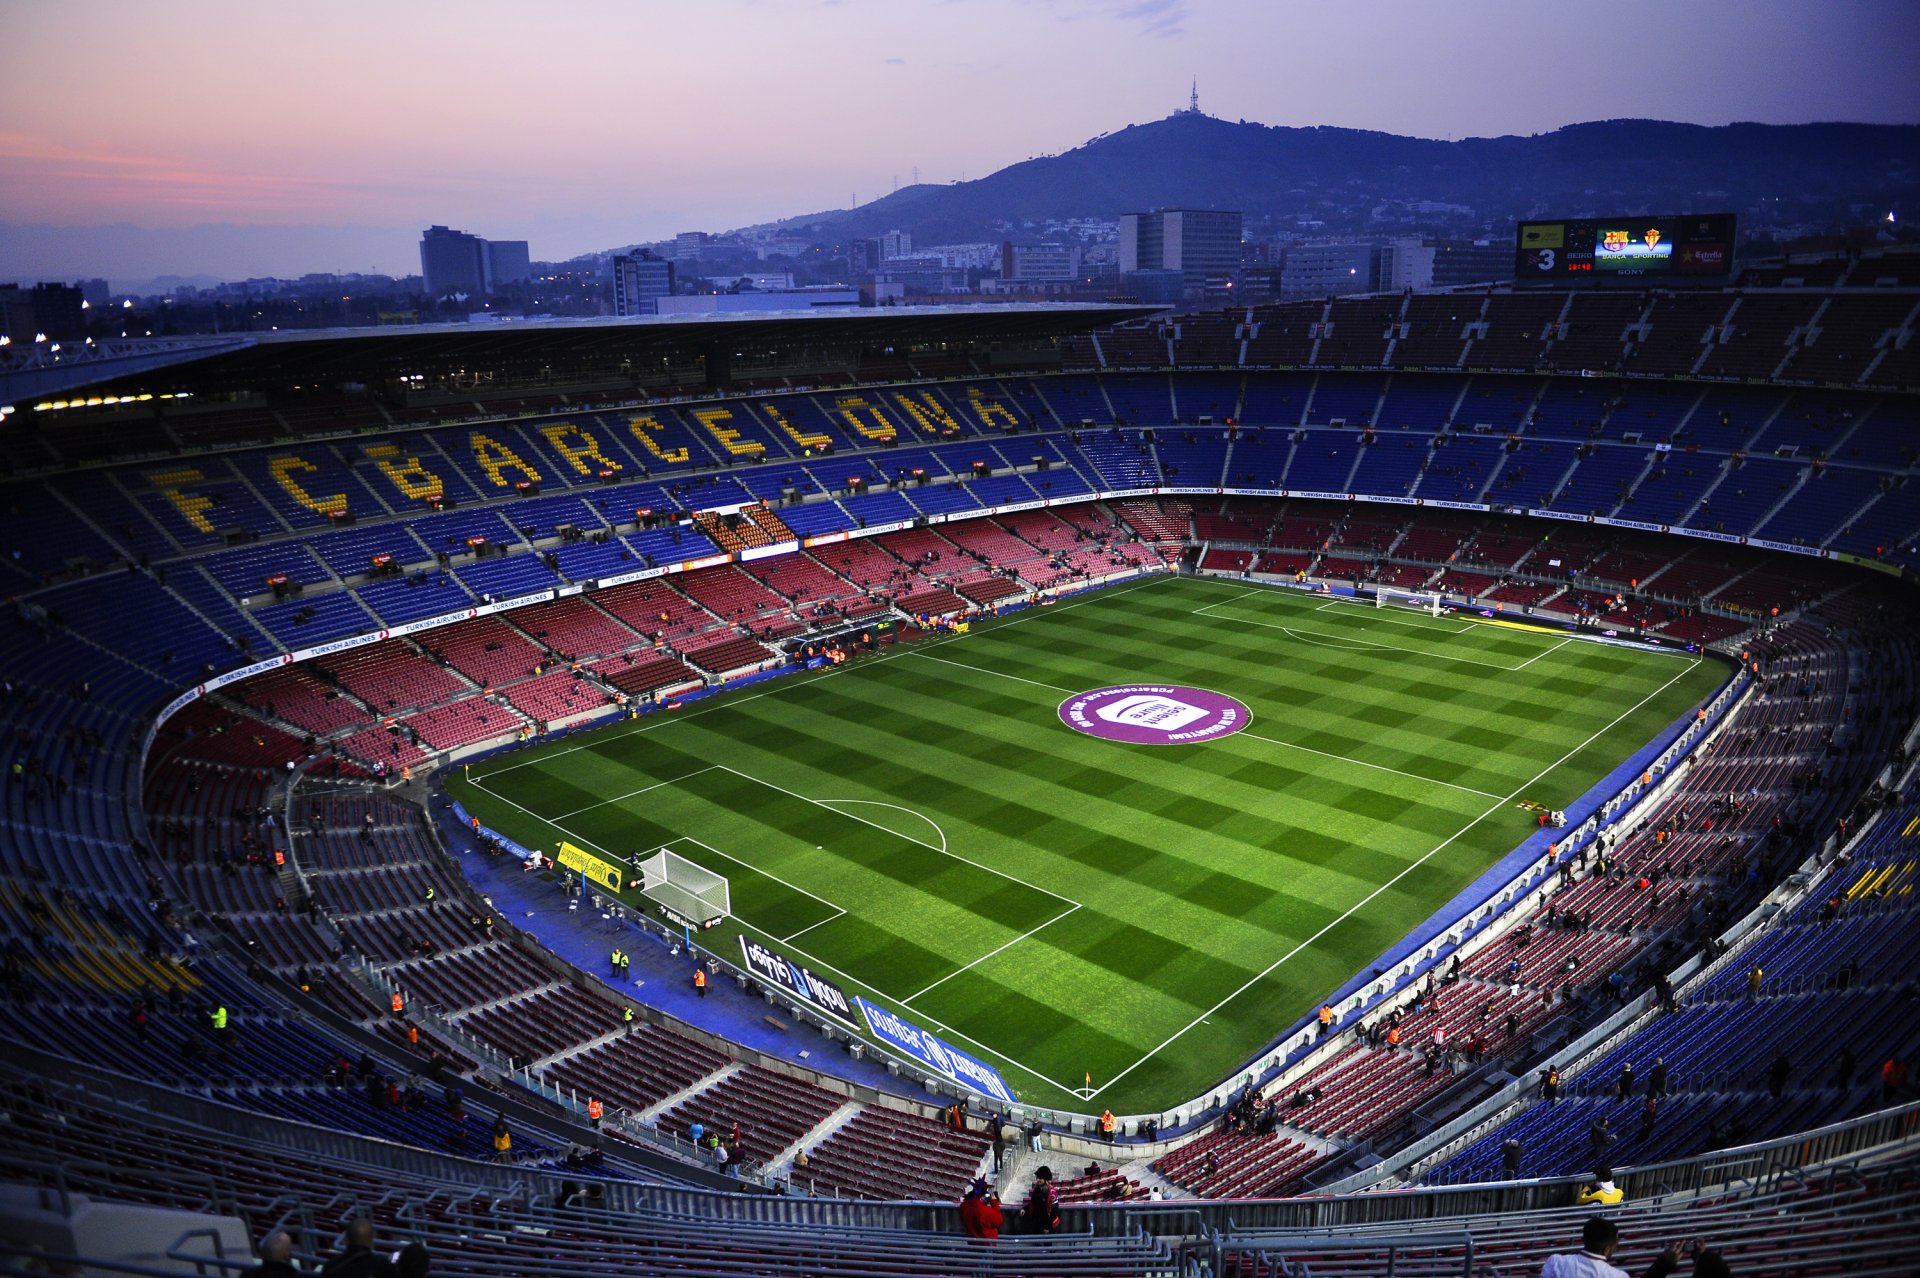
[1515,214,1735,280]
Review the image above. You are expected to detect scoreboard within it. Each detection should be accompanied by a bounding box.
[1515,213,1735,280]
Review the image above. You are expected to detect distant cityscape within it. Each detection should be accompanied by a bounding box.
[3,105,1912,344]
[1,214,1531,344]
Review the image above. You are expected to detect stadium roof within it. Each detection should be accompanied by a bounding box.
[2,302,1155,404]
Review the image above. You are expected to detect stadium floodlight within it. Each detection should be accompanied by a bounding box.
[1376,588,1443,617]
[637,847,731,928]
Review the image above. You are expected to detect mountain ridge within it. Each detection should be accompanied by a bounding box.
[736,113,1918,248]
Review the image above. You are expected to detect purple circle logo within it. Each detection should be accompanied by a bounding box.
[1059,685,1251,745]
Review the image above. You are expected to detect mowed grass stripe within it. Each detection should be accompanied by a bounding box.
[450,573,1726,1110]
[978,603,1695,797]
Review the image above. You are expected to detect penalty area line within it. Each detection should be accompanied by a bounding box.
[900,902,1081,1006]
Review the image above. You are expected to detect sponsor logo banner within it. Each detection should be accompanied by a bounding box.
[1059,684,1250,745]
[596,566,670,588]
[556,839,624,893]
[855,997,1017,1104]
[738,938,855,1020]
[474,589,556,618]
[740,541,799,562]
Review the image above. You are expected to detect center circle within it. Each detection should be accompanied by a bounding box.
[1058,684,1252,745]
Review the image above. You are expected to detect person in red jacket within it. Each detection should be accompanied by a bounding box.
[959,1178,1002,1241]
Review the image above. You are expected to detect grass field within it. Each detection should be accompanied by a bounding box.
[447,573,1726,1114]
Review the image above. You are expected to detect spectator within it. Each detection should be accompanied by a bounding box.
[491,1114,512,1163]
[1024,1165,1062,1234]
[1577,1167,1624,1207]
[1643,1239,1734,1278]
[959,1178,1003,1240]
[1615,1061,1636,1100]
[1502,1137,1524,1178]
[243,1231,302,1278]
[1646,1057,1668,1100]
[1763,1050,1791,1100]
[1540,1216,1627,1278]
[1588,1116,1615,1160]
[390,1243,433,1278]
[319,1217,379,1278]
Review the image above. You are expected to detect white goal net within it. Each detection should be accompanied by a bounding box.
[637,847,731,925]
[1376,589,1443,617]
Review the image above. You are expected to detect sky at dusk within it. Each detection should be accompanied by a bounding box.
[2,0,1916,284]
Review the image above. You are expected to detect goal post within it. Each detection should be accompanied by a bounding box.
[1376,588,1443,617]
[638,846,731,927]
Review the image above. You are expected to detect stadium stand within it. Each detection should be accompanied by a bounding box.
[5,274,1920,1274]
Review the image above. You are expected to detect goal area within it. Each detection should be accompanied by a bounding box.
[1376,588,1443,617]
[637,847,731,926]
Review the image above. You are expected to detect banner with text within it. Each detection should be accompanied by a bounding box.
[855,997,1017,1104]
[738,937,856,1022]
[557,839,625,893]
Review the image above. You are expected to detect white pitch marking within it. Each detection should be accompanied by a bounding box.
[816,798,950,856]
[1513,636,1574,670]
[552,765,721,819]
[901,903,1081,1005]
[1086,656,1700,1102]
[1237,730,1504,801]
[714,764,1080,908]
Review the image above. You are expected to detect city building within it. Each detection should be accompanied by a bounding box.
[674,232,711,263]
[653,288,859,316]
[77,278,111,309]
[0,282,86,341]
[879,229,914,261]
[1119,208,1243,294]
[873,256,967,295]
[1430,239,1514,288]
[846,239,883,278]
[1378,238,1437,292]
[1000,242,1082,283]
[1275,241,1379,299]
[485,241,531,288]
[419,225,489,297]
[611,252,676,317]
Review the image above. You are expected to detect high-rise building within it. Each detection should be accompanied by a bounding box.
[1430,239,1514,288]
[879,229,913,261]
[77,278,111,309]
[419,225,489,296]
[485,241,531,288]
[846,239,883,278]
[1378,238,1437,292]
[612,252,675,316]
[1119,208,1242,293]
[673,232,710,263]
[0,282,86,341]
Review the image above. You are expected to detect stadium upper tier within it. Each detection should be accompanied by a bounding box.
[5,365,1917,667]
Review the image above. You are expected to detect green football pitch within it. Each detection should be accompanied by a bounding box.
[447,573,1725,1114]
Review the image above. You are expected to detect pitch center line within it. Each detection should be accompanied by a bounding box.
[1088,656,1700,1102]
[913,648,1501,799]
[1237,730,1504,800]
[902,903,1081,1005]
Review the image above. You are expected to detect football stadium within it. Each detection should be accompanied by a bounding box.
[3,264,1919,1274]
